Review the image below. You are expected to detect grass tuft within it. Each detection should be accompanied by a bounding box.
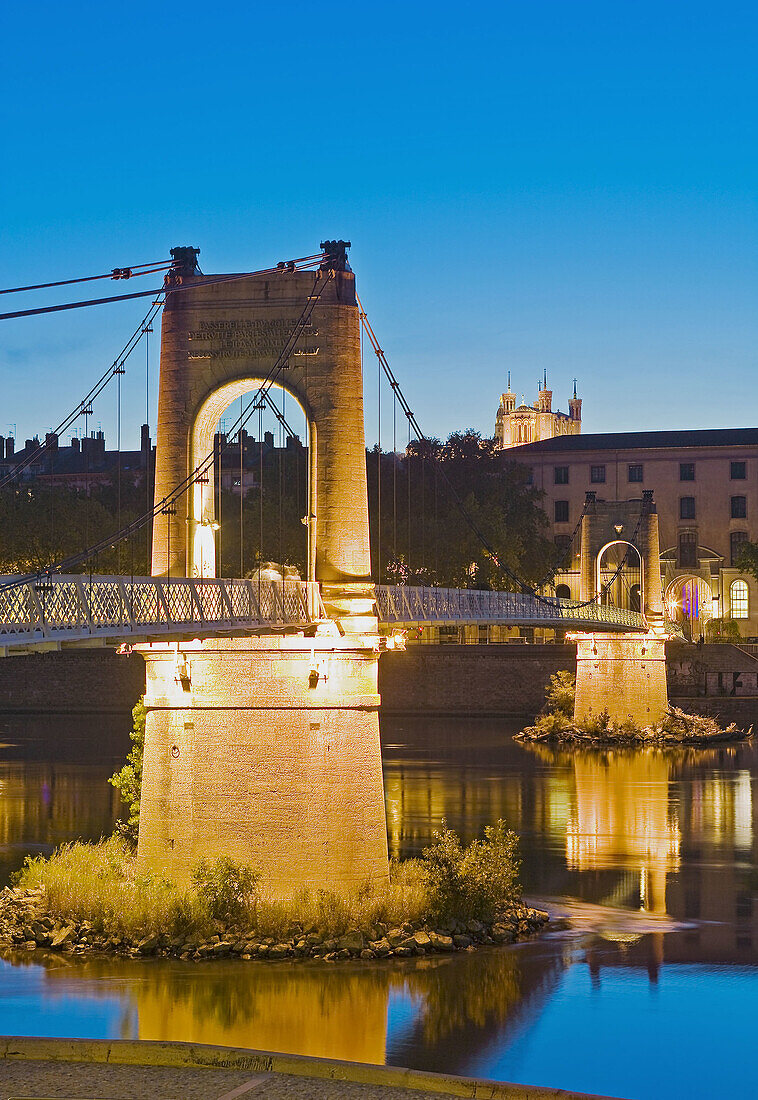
[13,821,521,942]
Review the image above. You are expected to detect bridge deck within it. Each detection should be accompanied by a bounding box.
[376,585,646,632]
[0,577,649,653]
[0,576,324,654]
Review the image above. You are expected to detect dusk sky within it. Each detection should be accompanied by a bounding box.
[2,1,757,449]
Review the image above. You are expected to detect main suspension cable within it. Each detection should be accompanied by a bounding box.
[0,270,332,590]
[0,295,165,491]
[0,259,174,296]
[0,254,325,321]
[0,252,324,490]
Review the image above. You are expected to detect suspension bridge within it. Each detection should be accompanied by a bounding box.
[0,240,666,895]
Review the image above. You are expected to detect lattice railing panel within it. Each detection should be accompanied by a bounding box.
[376,585,646,632]
[0,576,322,647]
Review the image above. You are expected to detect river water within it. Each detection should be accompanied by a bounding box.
[0,711,757,1100]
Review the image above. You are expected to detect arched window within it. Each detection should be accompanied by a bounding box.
[555,584,571,600]
[730,579,749,619]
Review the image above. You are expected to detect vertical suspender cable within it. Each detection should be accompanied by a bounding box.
[407,419,412,574]
[259,401,264,570]
[375,319,381,583]
[393,393,397,569]
[279,389,285,577]
[239,396,244,578]
[421,447,426,577]
[434,460,439,582]
[217,432,223,576]
[116,362,122,574]
[144,322,151,570]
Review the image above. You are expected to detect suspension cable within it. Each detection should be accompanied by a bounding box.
[0,270,332,590]
[0,252,324,490]
[0,296,164,491]
[0,259,174,296]
[0,254,325,321]
[358,296,637,607]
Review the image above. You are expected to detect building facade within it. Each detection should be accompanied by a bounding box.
[495,375,582,449]
[517,428,758,639]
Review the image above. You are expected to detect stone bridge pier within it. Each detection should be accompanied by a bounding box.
[137,243,389,895]
[574,492,669,726]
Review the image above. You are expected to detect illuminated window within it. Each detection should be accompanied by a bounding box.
[590,465,606,483]
[730,579,749,619]
[554,500,569,523]
[731,462,746,480]
[628,464,643,483]
[680,463,695,481]
[731,531,748,566]
[554,466,569,485]
[731,496,747,519]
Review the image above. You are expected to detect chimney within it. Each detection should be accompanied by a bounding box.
[264,430,274,448]
[45,432,59,453]
[71,437,80,453]
[5,438,14,459]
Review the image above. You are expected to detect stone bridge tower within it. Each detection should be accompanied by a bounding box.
[574,491,669,726]
[151,241,373,626]
[137,243,389,896]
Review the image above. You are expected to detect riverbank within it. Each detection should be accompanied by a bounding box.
[0,883,548,963]
[2,642,758,723]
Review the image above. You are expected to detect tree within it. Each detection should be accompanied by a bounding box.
[736,541,758,584]
[367,430,556,588]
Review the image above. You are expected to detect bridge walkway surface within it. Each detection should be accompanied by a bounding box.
[0,1039,623,1100]
[0,578,647,654]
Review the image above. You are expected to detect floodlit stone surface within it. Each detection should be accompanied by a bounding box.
[152,266,372,615]
[574,632,668,725]
[137,635,389,895]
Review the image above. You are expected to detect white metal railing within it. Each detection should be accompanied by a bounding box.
[0,576,325,648]
[375,585,646,632]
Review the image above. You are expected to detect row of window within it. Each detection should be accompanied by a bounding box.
[678,496,747,520]
[558,461,748,485]
[554,522,750,568]
[554,497,749,524]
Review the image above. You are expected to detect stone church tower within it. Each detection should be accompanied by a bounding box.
[495,373,582,448]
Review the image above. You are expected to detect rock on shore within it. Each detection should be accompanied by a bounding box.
[0,886,548,963]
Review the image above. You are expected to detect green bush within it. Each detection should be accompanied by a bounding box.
[705,617,741,642]
[544,670,575,716]
[109,698,145,842]
[192,857,259,927]
[13,824,523,941]
[422,820,520,923]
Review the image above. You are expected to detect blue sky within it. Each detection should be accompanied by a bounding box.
[1,0,757,448]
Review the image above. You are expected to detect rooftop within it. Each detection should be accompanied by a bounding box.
[514,427,758,454]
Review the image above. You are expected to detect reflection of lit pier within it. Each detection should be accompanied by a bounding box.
[567,751,680,914]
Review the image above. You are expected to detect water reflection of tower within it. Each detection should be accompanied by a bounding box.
[566,750,680,915]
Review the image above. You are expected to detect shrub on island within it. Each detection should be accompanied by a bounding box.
[1,822,546,962]
[519,673,751,744]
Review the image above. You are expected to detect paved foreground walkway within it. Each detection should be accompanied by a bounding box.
[0,1038,624,1100]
